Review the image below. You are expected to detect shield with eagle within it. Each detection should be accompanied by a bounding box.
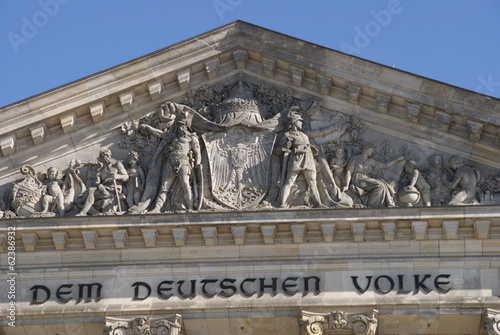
[202,126,276,209]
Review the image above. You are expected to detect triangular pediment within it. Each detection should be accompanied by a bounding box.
[2,20,500,217]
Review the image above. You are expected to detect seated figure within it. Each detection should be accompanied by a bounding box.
[343,145,406,208]
[76,149,129,216]
[396,160,431,207]
[445,155,480,206]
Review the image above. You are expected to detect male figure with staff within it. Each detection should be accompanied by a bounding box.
[76,149,129,216]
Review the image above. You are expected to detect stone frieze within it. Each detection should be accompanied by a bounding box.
[0,80,498,219]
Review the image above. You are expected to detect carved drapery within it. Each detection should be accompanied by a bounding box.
[482,309,500,335]
[300,310,378,335]
[104,314,182,335]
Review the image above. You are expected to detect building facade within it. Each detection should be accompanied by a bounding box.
[1,21,500,334]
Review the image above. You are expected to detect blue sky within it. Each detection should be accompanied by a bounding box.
[1,0,500,108]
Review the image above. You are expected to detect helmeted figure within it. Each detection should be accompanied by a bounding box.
[277,107,323,208]
[141,114,202,212]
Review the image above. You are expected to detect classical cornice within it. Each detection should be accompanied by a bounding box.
[1,206,498,260]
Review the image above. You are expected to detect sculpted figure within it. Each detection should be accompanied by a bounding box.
[277,107,324,208]
[76,149,129,216]
[445,155,480,205]
[396,160,431,207]
[132,317,150,334]
[63,158,86,210]
[343,144,405,208]
[141,116,202,212]
[170,318,182,335]
[478,172,500,204]
[126,151,145,208]
[40,167,66,216]
[424,154,450,206]
[329,147,349,190]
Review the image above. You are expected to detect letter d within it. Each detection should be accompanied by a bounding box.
[370,9,391,27]
[132,282,151,300]
[39,0,60,17]
[353,26,370,49]
[30,285,51,305]
[21,16,38,39]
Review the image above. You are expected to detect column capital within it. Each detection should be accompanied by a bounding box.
[105,314,182,335]
[300,309,378,335]
[482,308,500,335]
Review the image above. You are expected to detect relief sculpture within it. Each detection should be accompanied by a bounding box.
[139,113,202,213]
[343,144,406,208]
[126,151,145,209]
[300,309,378,335]
[39,167,66,217]
[424,154,451,206]
[104,315,182,335]
[76,149,129,216]
[277,107,324,208]
[203,127,274,209]
[1,80,498,218]
[445,155,480,206]
[396,160,431,207]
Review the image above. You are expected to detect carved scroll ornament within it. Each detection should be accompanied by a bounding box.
[482,309,500,335]
[104,314,182,335]
[300,310,378,335]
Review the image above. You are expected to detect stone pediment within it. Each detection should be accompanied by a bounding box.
[1,20,500,219]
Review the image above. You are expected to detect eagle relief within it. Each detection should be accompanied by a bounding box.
[1,80,497,218]
[203,127,275,210]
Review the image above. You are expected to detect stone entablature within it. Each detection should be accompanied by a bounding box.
[1,207,498,254]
